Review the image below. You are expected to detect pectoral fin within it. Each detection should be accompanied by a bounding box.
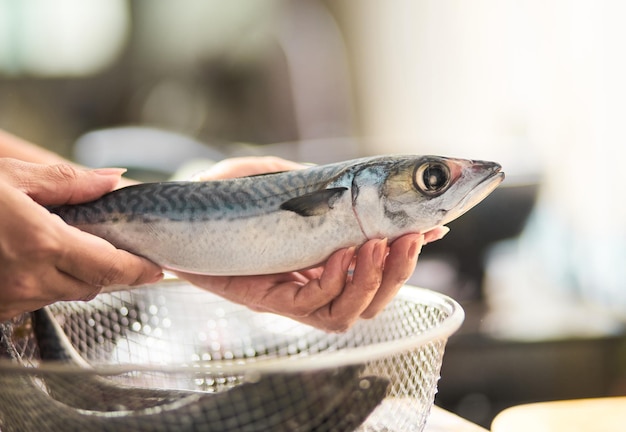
[280,187,348,216]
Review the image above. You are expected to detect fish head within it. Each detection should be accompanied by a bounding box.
[351,156,504,239]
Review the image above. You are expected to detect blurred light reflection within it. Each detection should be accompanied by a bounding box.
[0,0,129,76]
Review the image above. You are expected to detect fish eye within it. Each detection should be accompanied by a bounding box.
[414,162,451,196]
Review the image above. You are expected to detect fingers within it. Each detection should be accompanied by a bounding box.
[0,158,163,322]
[282,239,380,332]
[293,230,447,332]
[0,266,103,321]
[180,247,353,316]
[296,239,386,332]
[56,224,164,288]
[179,229,451,333]
[359,234,423,319]
[0,232,163,322]
[253,247,355,316]
[0,223,163,321]
[423,226,450,244]
[0,158,126,205]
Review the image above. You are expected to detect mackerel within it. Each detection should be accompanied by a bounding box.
[51,155,504,275]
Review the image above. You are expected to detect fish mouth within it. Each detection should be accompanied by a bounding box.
[440,163,504,225]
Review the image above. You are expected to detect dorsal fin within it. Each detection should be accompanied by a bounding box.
[280,187,348,216]
[243,170,288,178]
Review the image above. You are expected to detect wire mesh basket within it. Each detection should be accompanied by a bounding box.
[0,282,464,432]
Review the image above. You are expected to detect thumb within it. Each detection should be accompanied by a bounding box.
[0,159,127,205]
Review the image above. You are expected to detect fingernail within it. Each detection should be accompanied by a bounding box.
[408,238,423,260]
[81,288,102,302]
[424,226,451,244]
[374,238,388,267]
[439,226,451,238]
[342,247,356,271]
[150,272,164,283]
[92,167,128,176]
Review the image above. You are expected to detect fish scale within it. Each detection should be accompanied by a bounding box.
[50,155,503,276]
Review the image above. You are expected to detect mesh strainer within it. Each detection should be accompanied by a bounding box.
[0,282,463,432]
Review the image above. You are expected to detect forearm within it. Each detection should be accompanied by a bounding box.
[0,129,137,187]
[0,129,76,165]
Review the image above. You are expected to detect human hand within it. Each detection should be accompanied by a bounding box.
[190,155,306,180]
[178,229,447,332]
[0,159,163,321]
[175,156,449,332]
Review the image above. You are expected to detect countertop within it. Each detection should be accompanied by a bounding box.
[426,405,489,432]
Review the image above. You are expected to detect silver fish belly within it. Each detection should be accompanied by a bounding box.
[50,155,504,275]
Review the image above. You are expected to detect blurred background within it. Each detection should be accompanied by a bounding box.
[1,0,625,427]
